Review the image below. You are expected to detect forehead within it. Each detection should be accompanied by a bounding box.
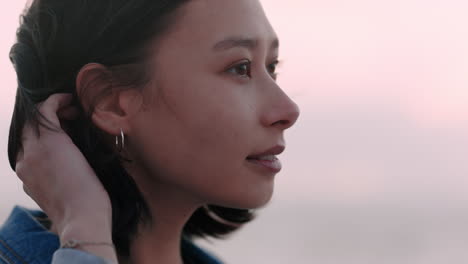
[168,0,278,48]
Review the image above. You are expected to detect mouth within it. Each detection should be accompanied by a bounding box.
[246,155,282,173]
[246,145,285,173]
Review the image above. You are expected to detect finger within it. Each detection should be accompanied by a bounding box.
[19,94,74,162]
[16,149,24,164]
[20,120,39,148]
[37,94,74,127]
[23,184,31,198]
[15,160,26,181]
[15,119,38,165]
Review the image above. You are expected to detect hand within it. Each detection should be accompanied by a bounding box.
[15,94,117,262]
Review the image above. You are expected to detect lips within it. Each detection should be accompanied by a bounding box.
[246,145,285,173]
[246,145,285,160]
[247,154,277,161]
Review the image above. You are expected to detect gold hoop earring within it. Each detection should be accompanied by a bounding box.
[115,128,125,152]
[202,205,244,228]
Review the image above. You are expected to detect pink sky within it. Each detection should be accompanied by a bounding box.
[263,0,468,204]
[1,0,468,212]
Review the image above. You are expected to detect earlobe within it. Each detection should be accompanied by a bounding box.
[76,63,131,136]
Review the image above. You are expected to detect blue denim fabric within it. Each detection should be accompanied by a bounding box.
[0,206,222,264]
[0,206,59,264]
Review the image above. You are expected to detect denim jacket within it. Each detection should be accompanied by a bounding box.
[0,206,222,264]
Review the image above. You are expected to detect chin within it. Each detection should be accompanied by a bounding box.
[240,195,273,210]
[214,184,274,210]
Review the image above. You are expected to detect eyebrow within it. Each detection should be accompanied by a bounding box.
[212,37,279,52]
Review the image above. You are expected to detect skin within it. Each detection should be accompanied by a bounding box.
[16,94,116,262]
[17,0,299,263]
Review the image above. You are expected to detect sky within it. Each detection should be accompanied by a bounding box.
[262,0,468,203]
[0,1,468,263]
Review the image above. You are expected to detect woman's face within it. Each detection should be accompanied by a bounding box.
[128,0,299,209]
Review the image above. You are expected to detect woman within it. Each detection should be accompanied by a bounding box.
[2,0,299,263]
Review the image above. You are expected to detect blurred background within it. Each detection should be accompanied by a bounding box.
[1,0,468,263]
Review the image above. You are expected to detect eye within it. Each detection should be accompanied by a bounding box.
[267,60,280,79]
[226,60,251,78]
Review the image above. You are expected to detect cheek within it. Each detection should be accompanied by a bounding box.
[129,77,272,208]
[172,90,273,208]
[165,77,255,154]
[192,106,245,149]
[132,80,251,170]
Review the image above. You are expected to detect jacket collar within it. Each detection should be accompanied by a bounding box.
[0,206,59,264]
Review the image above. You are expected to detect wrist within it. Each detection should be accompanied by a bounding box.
[58,217,117,263]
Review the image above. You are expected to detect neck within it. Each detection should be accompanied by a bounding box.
[122,161,203,264]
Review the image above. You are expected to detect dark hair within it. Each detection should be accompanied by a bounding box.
[8,0,253,257]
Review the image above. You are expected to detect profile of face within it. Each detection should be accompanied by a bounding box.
[97,0,299,210]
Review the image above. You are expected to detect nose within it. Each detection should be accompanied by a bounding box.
[262,88,300,131]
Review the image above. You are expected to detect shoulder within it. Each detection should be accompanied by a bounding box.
[0,206,59,264]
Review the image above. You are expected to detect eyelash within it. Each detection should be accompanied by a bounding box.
[226,60,280,80]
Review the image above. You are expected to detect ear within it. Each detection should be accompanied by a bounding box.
[76,63,143,136]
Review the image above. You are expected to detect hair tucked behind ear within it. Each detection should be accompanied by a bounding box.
[8,0,254,257]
